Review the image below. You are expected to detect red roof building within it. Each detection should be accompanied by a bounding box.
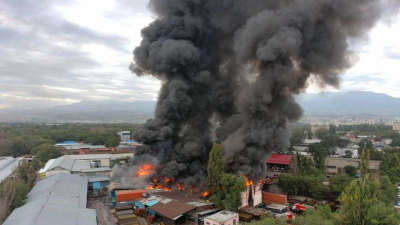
[266,154,294,166]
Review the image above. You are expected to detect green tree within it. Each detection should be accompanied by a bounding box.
[377,175,397,205]
[292,205,334,225]
[329,174,354,196]
[308,143,328,170]
[307,128,313,140]
[290,128,304,147]
[220,173,246,211]
[14,159,38,187]
[0,178,30,222]
[329,125,336,135]
[35,146,62,163]
[31,143,56,155]
[358,138,373,149]
[249,217,287,225]
[207,143,224,206]
[315,128,329,139]
[337,150,400,225]
[343,165,357,177]
[105,136,120,147]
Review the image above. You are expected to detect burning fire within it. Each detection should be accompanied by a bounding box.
[177,184,184,190]
[245,177,254,186]
[202,191,209,197]
[137,164,153,177]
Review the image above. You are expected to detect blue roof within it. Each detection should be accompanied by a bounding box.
[145,200,159,207]
[60,141,77,144]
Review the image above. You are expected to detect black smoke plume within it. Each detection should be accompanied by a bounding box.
[123,0,399,187]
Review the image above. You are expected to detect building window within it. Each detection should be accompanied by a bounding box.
[206,222,210,225]
[233,219,236,225]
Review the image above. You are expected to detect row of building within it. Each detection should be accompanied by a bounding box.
[266,153,381,176]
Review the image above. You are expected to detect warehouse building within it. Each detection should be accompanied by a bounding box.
[3,174,96,225]
[39,153,133,178]
[0,156,23,184]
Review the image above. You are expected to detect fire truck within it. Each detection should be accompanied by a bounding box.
[291,203,315,213]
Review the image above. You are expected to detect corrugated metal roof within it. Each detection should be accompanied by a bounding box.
[150,200,196,220]
[3,174,96,225]
[0,157,22,184]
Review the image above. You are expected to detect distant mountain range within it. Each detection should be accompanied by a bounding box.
[297,91,400,117]
[0,91,398,123]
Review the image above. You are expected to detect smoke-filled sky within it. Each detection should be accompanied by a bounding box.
[0,0,399,110]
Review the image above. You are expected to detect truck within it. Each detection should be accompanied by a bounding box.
[291,203,315,213]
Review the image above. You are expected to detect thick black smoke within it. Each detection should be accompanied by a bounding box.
[126,0,399,186]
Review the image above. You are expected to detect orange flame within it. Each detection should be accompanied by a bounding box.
[137,164,153,177]
[165,178,171,183]
[177,184,183,190]
[245,177,254,186]
[202,191,209,197]
[164,186,171,191]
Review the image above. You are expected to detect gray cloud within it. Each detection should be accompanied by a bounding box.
[0,0,158,109]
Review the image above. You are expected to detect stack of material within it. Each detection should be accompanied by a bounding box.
[239,212,253,222]
[115,205,140,225]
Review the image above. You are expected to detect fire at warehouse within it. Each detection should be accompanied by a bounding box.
[111,0,399,193]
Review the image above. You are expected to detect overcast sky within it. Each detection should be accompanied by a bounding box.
[0,0,399,109]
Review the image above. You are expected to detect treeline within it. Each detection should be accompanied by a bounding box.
[0,123,139,157]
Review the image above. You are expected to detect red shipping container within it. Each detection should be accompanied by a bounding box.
[116,190,146,202]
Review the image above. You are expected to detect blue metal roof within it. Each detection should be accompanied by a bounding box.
[145,200,159,207]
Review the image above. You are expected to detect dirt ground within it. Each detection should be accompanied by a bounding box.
[87,193,148,225]
[88,193,118,225]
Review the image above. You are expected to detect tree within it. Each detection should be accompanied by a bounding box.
[329,174,354,196]
[358,138,373,149]
[31,143,55,155]
[105,136,120,147]
[249,217,287,225]
[207,143,224,206]
[14,159,38,187]
[377,175,397,205]
[0,178,30,223]
[343,165,357,177]
[308,143,327,170]
[35,145,62,163]
[292,205,334,225]
[315,128,329,139]
[307,128,313,140]
[290,128,304,147]
[336,150,400,225]
[343,150,353,158]
[220,173,246,211]
[329,125,336,135]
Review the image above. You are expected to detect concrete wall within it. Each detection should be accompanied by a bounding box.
[325,157,381,175]
[241,184,262,207]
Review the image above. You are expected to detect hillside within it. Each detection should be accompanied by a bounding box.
[297,91,400,117]
[0,91,399,123]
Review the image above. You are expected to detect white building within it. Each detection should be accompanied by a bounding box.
[39,153,133,178]
[118,131,131,142]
